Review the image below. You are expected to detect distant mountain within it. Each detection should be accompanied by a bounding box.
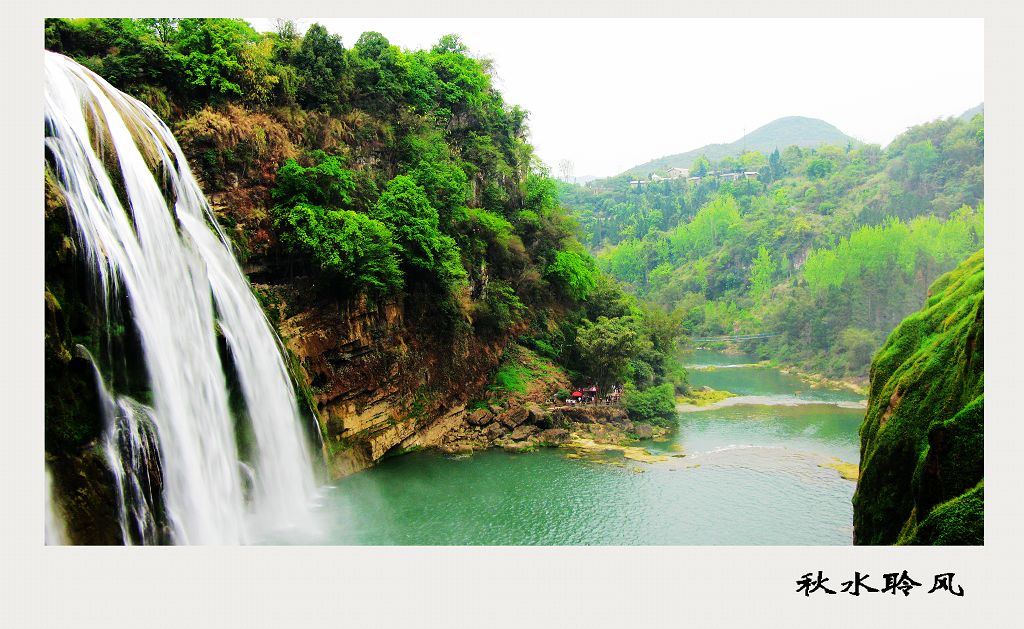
[619,116,861,177]
[958,103,983,121]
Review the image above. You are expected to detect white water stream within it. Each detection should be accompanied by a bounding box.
[44,51,318,544]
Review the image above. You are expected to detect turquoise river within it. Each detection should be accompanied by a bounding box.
[270,350,867,545]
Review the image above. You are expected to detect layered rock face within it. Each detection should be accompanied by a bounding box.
[853,250,984,545]
[256,272,514,478]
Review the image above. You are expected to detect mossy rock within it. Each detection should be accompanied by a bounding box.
[853,250,983,545]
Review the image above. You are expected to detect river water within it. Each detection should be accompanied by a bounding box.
[270,350,866,545]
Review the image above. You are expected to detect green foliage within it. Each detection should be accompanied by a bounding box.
[491,362,531,395]
[568,119,983,380]
[853,250,984,545]
[372,175,467,288]
[547,249,598,301]
[690,155,710,177]
[575,316,643,389]
[472,279,525,335]
[806,156,835,179]
[274,203,403,294]
[173,18,259,98]
[272,152,356,209]
[294,23,349,111]
[748,245,774,302]
[622,382,677,427]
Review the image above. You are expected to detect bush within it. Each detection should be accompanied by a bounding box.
[372,175,467,288]
[547,249,598,301]
[623,382,677,427]
[273,202,403,294]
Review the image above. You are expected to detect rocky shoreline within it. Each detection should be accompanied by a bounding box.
[435,403,667,459]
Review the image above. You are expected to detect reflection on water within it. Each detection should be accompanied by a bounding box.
[266,350,864,545]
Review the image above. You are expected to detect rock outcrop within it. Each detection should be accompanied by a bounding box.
[853,250,984,545]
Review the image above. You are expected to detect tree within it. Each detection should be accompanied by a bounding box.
[768,148,785,180]
[749,245,774,302]
[274,203,403,294]
[547,249,598,301]
[575,316,642,389]
[351,31,409,114]
[691,155,711,177]
[371,175,467,287]
[623,383,677,427]
[272,152,357,209]
[294,22,349,110]
[173,18,259,98]
[807,157,835,179]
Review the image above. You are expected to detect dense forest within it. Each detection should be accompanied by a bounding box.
[43,15,685,450]
[559,113,984,379]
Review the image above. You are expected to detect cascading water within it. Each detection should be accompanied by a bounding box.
[44,51,319,544]
[45,467,68,545]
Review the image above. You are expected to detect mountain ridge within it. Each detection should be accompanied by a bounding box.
[617,115,861,178]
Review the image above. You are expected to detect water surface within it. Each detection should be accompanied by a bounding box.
[271,350,865,545]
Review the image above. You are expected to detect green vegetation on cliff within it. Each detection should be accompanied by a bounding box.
[852,249,983,545]
[44,18,686,475]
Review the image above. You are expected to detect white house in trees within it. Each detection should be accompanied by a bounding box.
[667,167,690,179]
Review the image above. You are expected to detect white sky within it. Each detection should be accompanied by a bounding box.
[248,18,984,177]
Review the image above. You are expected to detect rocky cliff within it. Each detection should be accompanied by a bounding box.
[852,249,983,545]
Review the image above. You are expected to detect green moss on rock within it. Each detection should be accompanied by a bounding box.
[853,249,983,545]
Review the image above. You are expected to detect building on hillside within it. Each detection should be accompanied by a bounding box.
[667,167,690,179]
[743,171,760,179]
[686,176,702,184]
[720,172,741,182]
[629,179,648,189]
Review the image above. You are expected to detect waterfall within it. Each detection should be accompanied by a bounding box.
[44,467,68,545]
[44,51,318,544]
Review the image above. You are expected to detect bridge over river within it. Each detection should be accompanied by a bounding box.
[689,333,778,343]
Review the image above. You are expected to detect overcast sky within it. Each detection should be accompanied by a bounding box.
[248,18,984,178]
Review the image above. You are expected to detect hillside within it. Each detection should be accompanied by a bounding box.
[620,116,860,177]
[853,250,983,545]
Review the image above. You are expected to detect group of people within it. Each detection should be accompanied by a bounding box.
[556,384,624,406]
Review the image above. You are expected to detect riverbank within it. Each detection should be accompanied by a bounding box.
[776,365,868,397]
[685,345,869,397]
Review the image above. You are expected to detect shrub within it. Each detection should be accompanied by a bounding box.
[623,382,677,427]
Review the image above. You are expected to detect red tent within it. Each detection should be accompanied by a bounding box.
[571,391,583,398]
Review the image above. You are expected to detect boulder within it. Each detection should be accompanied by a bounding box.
[502,440,533,453]
[497,405,530,429]
[484,422,506,440]
[510,425,539,441]
[525,403,548,424]
[632,423,654,439]
[536,428,570,444]
[466,408,495,427]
